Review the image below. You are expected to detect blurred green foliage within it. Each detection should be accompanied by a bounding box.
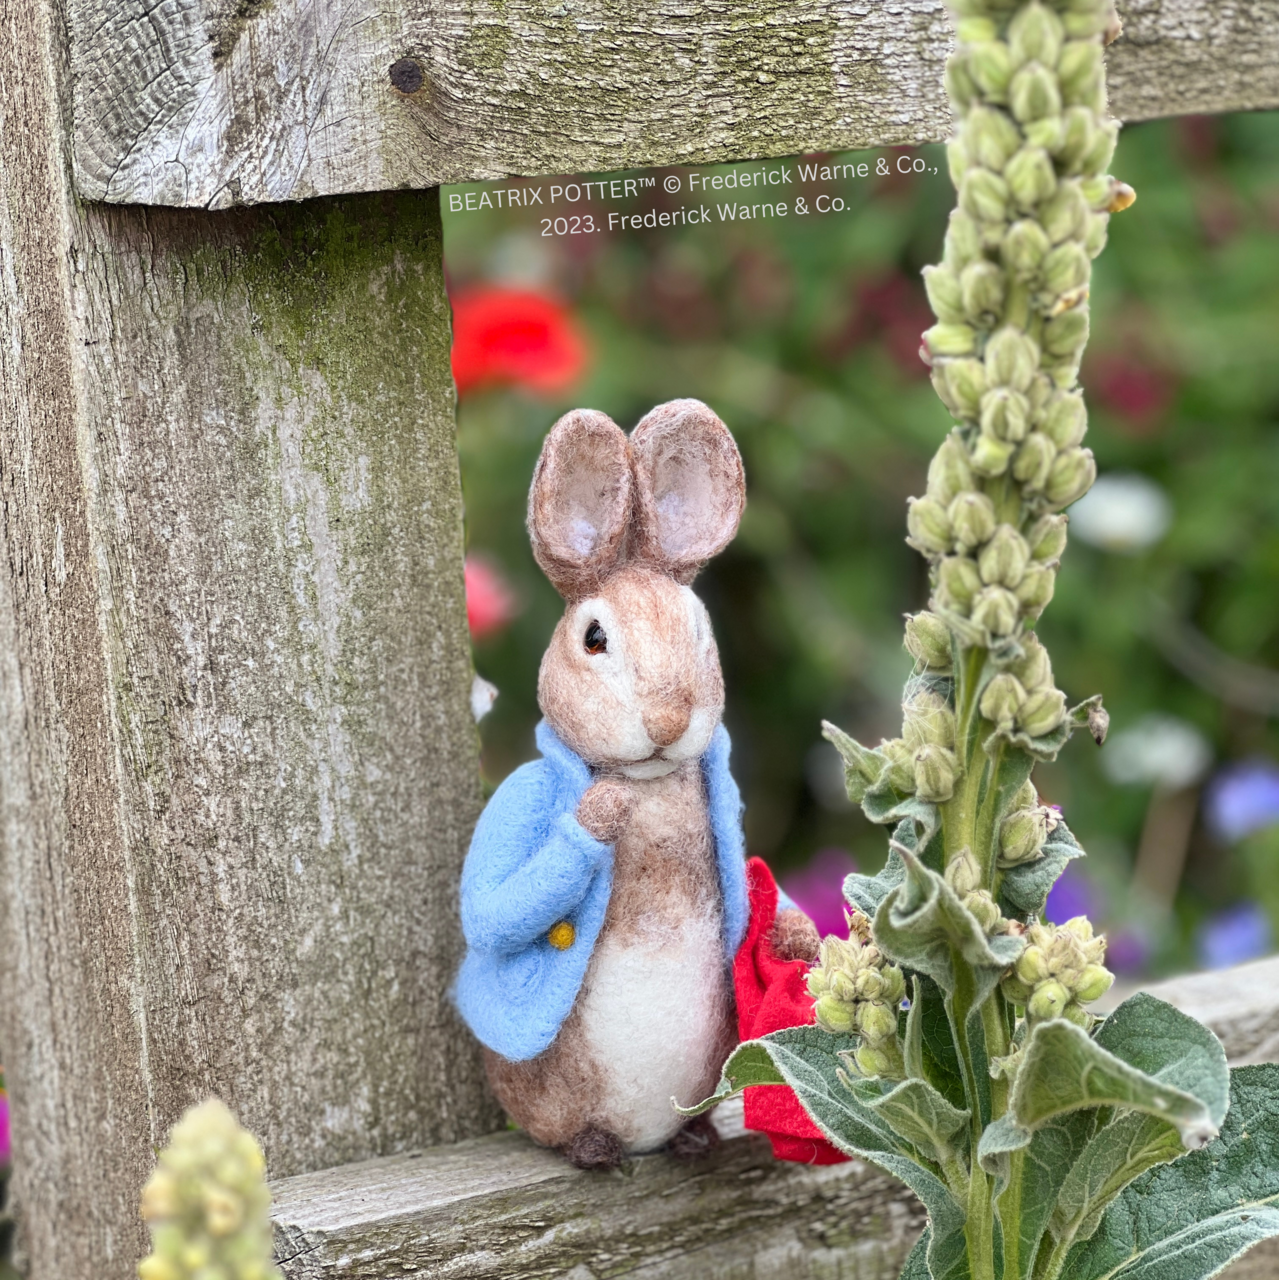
[444,111,1279,973]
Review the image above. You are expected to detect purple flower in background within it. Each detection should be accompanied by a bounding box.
[783,847,859,939]
[1045,862,1095,924]
[0,1087,9,1167]
[1198,902,1272,970]
[1105,930,1151,976]
[1204,759,1279,844]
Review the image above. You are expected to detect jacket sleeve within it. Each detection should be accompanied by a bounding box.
[460,760,611,954]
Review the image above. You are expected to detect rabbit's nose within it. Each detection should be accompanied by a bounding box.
[644,699,692,749]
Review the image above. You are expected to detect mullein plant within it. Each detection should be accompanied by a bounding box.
[137,1100,282,1280]
[685,1,1279,1276]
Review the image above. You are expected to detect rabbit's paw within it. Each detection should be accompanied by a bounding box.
[667,1115,721,1163]
[576,779,633,843]
[771,908,821,962]
[564,1125,626,1171]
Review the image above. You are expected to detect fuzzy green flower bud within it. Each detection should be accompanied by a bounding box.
[1002,218,1052,280]
[970,433,1017,477]
[855,967,887,1001]
[979,524,1031,587]
[914,743,960,802]
[980,672,1028,729]
[1043,306,1090,359]
[971,585,1020,637]
[904,691,956,751]
[1015,562,1057,617]
[929,432,978,502]
[940,359,989,421]
[945,848,983,897]
[1010,62,1062,123]
[925,323,979,358]
[815,993,856,1035]
[947,136,972,188]
[944,210,985,272]
[1005,145,1058,211]
[1001,973,1034,1005]
[1082,119,1120,174]
[1010,633,1054,690]
[857,1001,900,1045]
[1028,979,1071,1022]
[960,168,1011,224]
[1058,39,1104,108]
[1041,241,1091,299]
[964,888,1004,933]
[1039,181,1088,244]
[1076,963,1115,1004]
[1084,211,1109,257]
[907,496,955,555]
[1016,945,1051,987]
[1024,114,1066,154]
[936,554,984,615]
[1000,805,1050,865]
[981,387,1030,442]
[1017,686,1067,737]
[961,260,1007,322]
[1062,1000,1092,1027]
[1012,432,1057,490]
[965,105,1023,170]
[923,265,965,325]
[946,53,979,109]
[1045,445,1097,508]
[881,737,917,792]
[968,40,1015,101]
[948,491,998,549]
[855,1042,903,1079]
[1080,173,1116,211]
[1041,391,1088,449]
[1008,1,1065,67]
[1057,105,1098,173]
[985,327,1040,393]
[905,612,953,670]
[956,13,998,42]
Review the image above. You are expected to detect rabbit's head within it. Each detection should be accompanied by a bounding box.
[529,400,745,779]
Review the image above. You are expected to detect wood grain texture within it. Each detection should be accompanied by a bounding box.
[270,1098,927,1279]
[0,4,499,1277]
[266,966,1279,1279]
[70,0,1279,209]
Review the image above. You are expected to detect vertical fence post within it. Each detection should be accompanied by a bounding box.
[0,5,499,1277]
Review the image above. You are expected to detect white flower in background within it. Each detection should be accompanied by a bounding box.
[1102,713,1213,790]
[471,675,499,722]
[1068,472,1172,553]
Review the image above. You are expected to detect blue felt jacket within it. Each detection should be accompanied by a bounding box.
[455,720,757,1062]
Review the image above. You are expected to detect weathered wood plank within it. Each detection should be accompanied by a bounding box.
[268,964,1279,1279]
[270,1098,926,1280]
[0,3,499,1277]
[71,0,1279,209]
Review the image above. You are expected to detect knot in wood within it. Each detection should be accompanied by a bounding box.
[389,58,425,95]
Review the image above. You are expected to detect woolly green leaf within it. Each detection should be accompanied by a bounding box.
[900,1229,933,1280]
[1062,1065,1279,1280]
[862,784,941,849]
[1049,1111,1184,1248]
[872,846,1024,1001]
[1011,994,1228,1149]
[857,1077,971,1164]
[821,720,885,805]
[910,973,969,1112]
[978,1112,1032,1182]
[844,817,942,917]
[998,817,1085,919]
[718,1026,970,1280]
[985,694,1105,761]
[673,1042,784,1116]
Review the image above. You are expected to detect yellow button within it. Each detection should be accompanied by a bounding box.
[547,920,576,950]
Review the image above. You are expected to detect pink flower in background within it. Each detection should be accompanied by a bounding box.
[781,847,858,940]
[450,287,588,398]
[465,556,517,641]
[1088,354,1174,435]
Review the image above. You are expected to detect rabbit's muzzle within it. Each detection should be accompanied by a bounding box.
[643,694,693,749]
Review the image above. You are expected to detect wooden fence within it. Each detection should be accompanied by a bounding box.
[1,1,1277,1276]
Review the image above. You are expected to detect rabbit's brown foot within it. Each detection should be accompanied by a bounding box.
[564,1125,626,1171]
[772,907,821,962]
[667,1115,721,1162]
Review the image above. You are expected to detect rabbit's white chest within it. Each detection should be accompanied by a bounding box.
[575,767,733,1151]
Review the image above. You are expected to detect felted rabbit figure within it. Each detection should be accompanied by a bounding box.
[456,399,820,1171]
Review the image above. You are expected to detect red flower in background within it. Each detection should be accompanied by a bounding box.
[832,272,934,377]
[451,287,588,397]
[1088,353,1175,436]
[465,556,517,640]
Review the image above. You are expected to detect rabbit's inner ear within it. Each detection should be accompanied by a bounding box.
[630,399,746,580]
[529,409,632,598]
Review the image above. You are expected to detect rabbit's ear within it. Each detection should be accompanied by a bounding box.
[528,409,633,599]
[630,399,745,583]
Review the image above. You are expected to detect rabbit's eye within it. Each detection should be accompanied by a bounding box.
[584,621,607,655]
